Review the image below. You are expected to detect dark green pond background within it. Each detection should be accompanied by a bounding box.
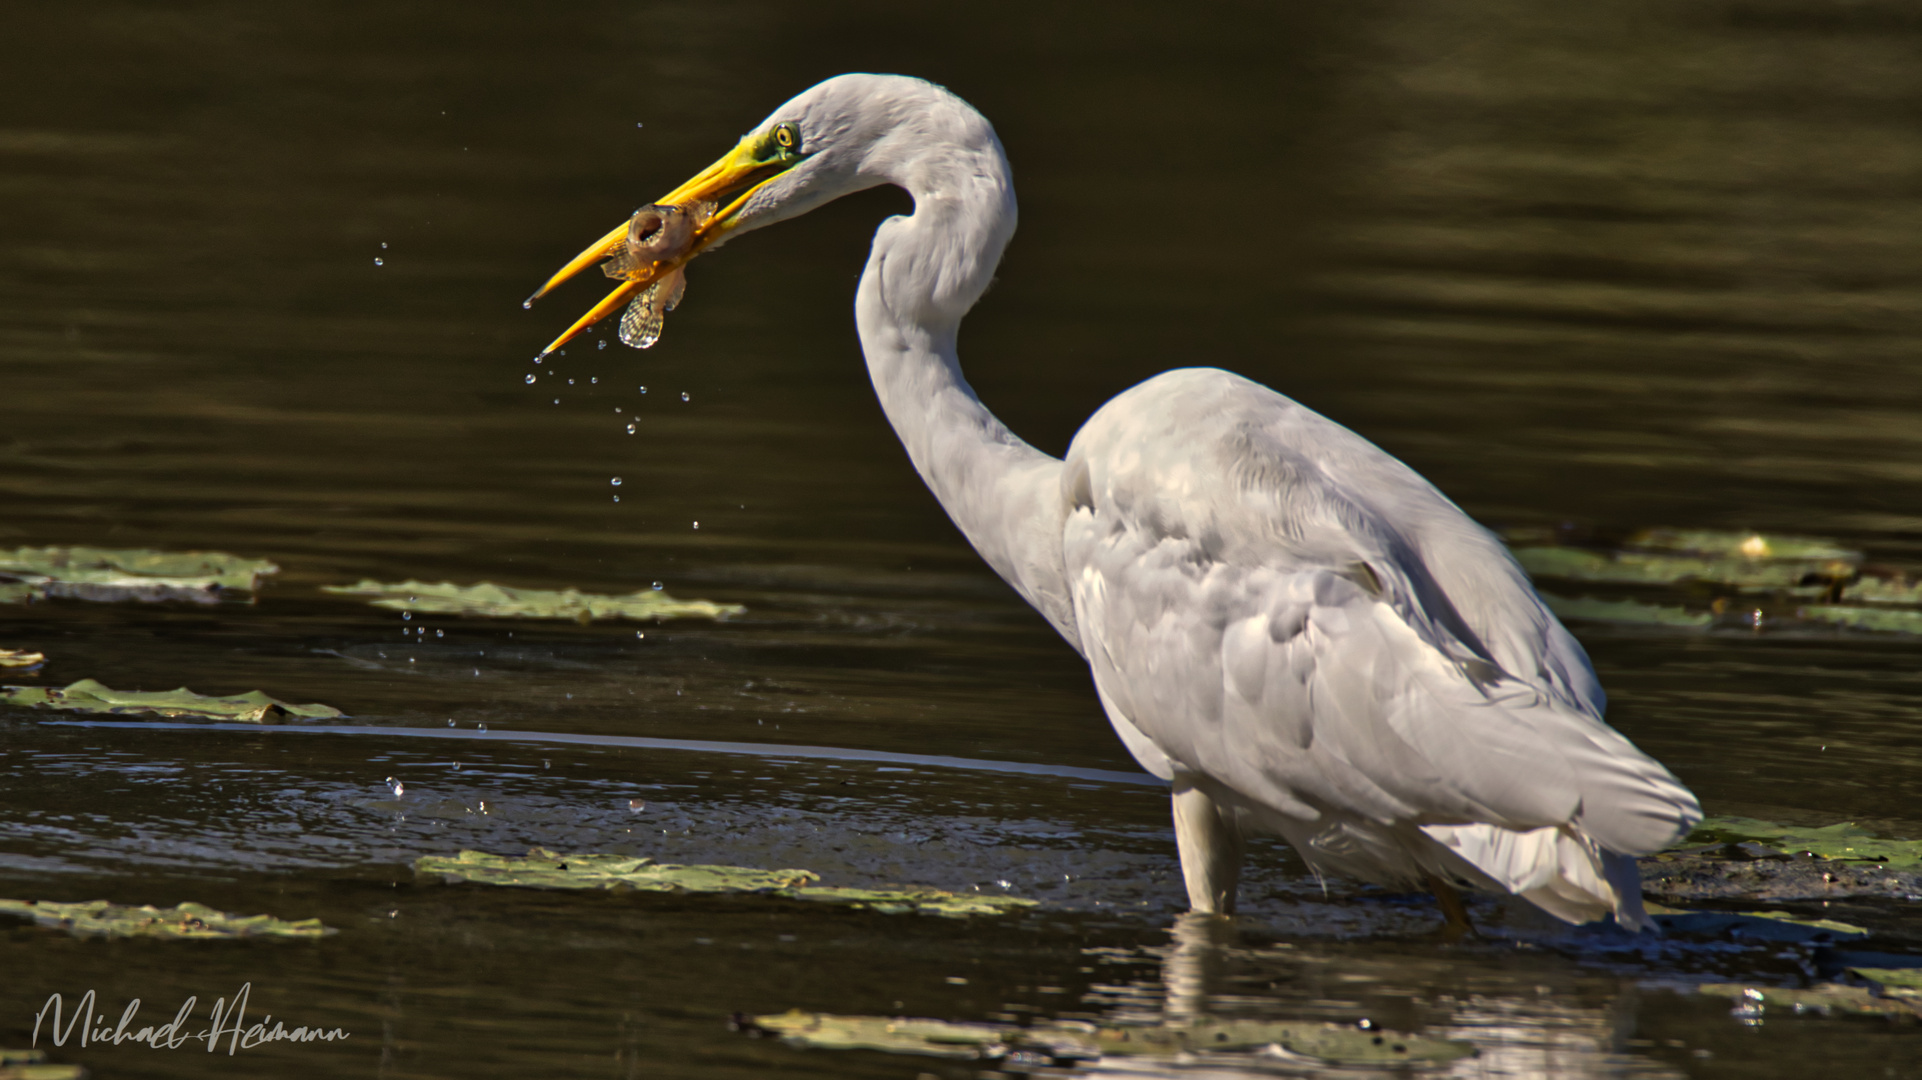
[3,1,1921,1077]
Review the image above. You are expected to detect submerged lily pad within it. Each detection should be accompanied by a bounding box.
[0,546,277,604]
[0,649,44,670]
[417,848,1038,918]
[1687,817,1922,869]
[0,1049,86,1080]
[322,579,743,622]
[750,1010,1475,1067]
[1541,594,1712,627]
[0,679,342,722]
[0,898,334,940]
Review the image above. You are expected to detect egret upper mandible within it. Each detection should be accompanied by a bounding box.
[528,73,1701,930]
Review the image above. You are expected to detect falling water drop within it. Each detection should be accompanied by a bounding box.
[651,581,663,590]
[386,777,404,797]
[681,391,690,402]
[626,422,637,434]
[447,718,456,727]
[591,377,598,384]
[374,257,384,266]
[638,385,647,394]
[692,521,700,530]
[598,340,607,350]
[402,612,412,621]
[613,495,620,502]
[435,629,444,638]
[568,378,575,385]
[611,477,622,486]
[525,374,537,384]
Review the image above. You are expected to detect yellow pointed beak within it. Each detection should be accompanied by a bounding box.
[525,134,796,357]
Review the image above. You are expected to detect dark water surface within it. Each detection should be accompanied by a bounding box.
[4,2,1921,1077]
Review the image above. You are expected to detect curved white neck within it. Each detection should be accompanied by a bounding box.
[853,132,1078,646]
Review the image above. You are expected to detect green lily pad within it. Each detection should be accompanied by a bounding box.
[1626,529,1859,563]
[1697,982,1922,1018]
[1512,546,1841,589]
[1798,605,1922,635]
[1684,817,1922,869]
[0,546,277,605]
[1841,577,1922,605]
[0,899,334,940]
[0,1048,87,1080]
[322,579,743,623]
[0,649,44,670]
[751,1010,1475,1066]
[1850,968,1922,999]
[417,848,817,893]
[417,848,1038,918]
[1541,594,1712,627]
[0,679,342,722]
[1652,908,1869,942]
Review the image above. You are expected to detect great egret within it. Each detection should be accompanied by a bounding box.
[527,74,1701,930]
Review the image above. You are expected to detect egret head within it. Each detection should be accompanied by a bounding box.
[525,74,989,356]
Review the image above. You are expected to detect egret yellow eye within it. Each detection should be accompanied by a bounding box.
[774,123,798,151]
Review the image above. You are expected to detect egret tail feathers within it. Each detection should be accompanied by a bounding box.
[1420,822,1653,931]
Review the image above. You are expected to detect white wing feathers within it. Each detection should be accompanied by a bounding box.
[1062,368,1699,926]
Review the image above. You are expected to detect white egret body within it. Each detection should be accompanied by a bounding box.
[531,74,1701,929]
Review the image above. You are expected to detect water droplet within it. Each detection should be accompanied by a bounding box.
[387,777,405,796]
[612,495,620,502]
[692,521,700,529]
[636,122,645,128]
[590,377,598,384]
[402,612,412,621]
[598,340,607,350]
[680,391,690,402]
[553,399,559,405]
[638,386,647,394]
[559,350,566,356]
[533,356,543,364]
[381,242,388,249]
[625,423,637,434]
[525,374,536,384]
[629,799,646,812]
[447,718,456,727]
[611,477,622,486]
[568,378,575,385]
[614,406,622,413]
[435,629,444,638]
[374,257,384,266]
[651,581,663,590]
[478,723,487,732]
[636,631,645,638]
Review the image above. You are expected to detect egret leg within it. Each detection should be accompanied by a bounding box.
[1423,871,1475,939]
[1171,779,1243,915]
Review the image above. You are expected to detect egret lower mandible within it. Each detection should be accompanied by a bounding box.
[528,73,1701,931]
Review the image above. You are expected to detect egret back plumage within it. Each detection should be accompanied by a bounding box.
[528,73,1701,929]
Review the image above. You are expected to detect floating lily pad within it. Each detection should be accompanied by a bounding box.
[1798,605,1922,635]
[417,848,816,893]
[1541,594,1712,627]
[0,1048,87,1080]
[1697,982,1922,1019]
[0,898,334,940]
[1626,529,1859,563]
[322,579,743,623]
[0,649,44,670]
[0,679,342,722]
[1512,546,1840,589]
[1842,576,1922,605]
[417,848,1038,918]
[1850,968,1922,999]
[1653,909,1869,942]
[0,546,277,604]
[1686,817,1922,869]
[750,1010,1475,1066]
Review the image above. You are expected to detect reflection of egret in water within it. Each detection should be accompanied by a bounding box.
[1074,916,1684,1079]
[526,73,1702,932]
